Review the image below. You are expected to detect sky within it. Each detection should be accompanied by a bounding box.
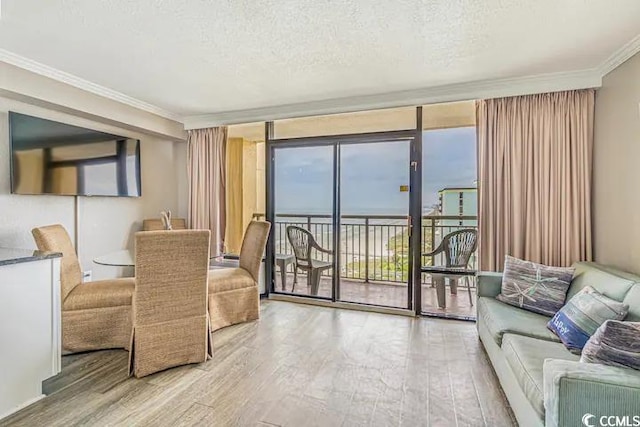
[274,127,476,215]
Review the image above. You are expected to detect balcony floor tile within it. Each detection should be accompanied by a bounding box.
[274,274,476,319]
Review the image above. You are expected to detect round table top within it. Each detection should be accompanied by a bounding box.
[93,250,242,269]
[93,249,134,267]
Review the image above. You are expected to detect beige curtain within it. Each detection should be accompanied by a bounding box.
[187,127,227,256]
[477,89,594,271]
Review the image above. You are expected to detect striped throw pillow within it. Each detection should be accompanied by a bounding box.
[548,286,629,354]
[581,320,640,370]
[497,255,574,316]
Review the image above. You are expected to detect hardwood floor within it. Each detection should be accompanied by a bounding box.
[275,274,477,319]
[1,301,515,427]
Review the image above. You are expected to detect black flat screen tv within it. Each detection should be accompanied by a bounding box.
[9,112,141,197]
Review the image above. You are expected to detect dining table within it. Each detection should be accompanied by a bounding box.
[93,250,241,269]
[94,250,265,294]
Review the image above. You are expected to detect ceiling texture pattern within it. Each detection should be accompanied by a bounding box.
[0,0,639,123]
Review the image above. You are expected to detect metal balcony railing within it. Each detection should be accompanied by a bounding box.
[253,213,478,284]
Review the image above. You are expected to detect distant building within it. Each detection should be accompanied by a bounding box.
[424,186,478,267]
[437,187,477,227]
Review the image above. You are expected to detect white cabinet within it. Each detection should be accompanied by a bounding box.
[0,253,61,420]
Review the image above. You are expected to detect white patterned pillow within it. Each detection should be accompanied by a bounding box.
[497,255,574,316]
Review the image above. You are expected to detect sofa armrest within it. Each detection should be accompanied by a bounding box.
[544,359,640,427]
[477,271,503,298]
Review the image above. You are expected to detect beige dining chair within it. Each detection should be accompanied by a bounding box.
[32,224,134,353]
[208,221,271,331]
[142,218,187,231]
[129,229,213,378]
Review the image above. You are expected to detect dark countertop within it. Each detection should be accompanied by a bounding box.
[0,247,62,267]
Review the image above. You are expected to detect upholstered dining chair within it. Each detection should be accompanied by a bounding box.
[208,220,271,331]
[142,218,187,231]
[32,224,134,353]
[129,230,212,378]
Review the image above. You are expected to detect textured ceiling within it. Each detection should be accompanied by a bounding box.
[1,0,639,116]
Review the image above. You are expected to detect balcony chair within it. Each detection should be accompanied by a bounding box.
[142,218,187,231]
[286,225,333,296]
[32,224,134,353]
[422,228,478,306]
[208,220,271,331]
[129,230,212,377]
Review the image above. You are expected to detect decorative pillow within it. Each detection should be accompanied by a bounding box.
[548,286,629,353]
[496,255,574,316]
[581,320,640,370]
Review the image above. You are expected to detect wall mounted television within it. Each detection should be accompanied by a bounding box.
[9,112,141,197]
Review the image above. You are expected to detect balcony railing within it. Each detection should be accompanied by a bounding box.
[253,213,478,284]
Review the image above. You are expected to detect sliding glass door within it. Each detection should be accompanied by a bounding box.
[271,145,336,300]
[267,132,418,311]
[338,140,412,308]
[420,126,478,319]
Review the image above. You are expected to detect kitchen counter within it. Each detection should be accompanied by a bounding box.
[0,247,61,267]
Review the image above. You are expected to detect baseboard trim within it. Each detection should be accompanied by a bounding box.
[0,394,45,421]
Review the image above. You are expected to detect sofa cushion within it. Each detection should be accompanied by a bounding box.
[501,333,579,418]
[497,255,574,316]
[208,268,255,293]
[478,297,560,346]
[570,262,640,322]
[64,278,134,310]
[623,285,640,322]
[569,262,636,301]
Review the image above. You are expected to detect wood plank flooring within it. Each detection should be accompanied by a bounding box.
[1,301,515,427]
[276,274,477,319]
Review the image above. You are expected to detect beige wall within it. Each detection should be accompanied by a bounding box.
[256,142,265,215]
[0,62,185,141]
[593,52,640,273]
[0,62,188,280]
[242,140,258,228]
[225,137,244,253]
[225,137,261,254]
[0,99,187,280]
[226,102,475,141]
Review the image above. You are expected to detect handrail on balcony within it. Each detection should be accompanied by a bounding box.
[253,212,478,284]
[253,213,478,221]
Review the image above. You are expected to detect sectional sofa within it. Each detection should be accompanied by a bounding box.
[477,262,640,427]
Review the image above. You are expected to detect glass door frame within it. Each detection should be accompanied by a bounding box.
[264,107,424,313]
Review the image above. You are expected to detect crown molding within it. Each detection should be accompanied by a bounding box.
[183,69,602,128]
[598,34,640,78]
[0,48,182,122]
